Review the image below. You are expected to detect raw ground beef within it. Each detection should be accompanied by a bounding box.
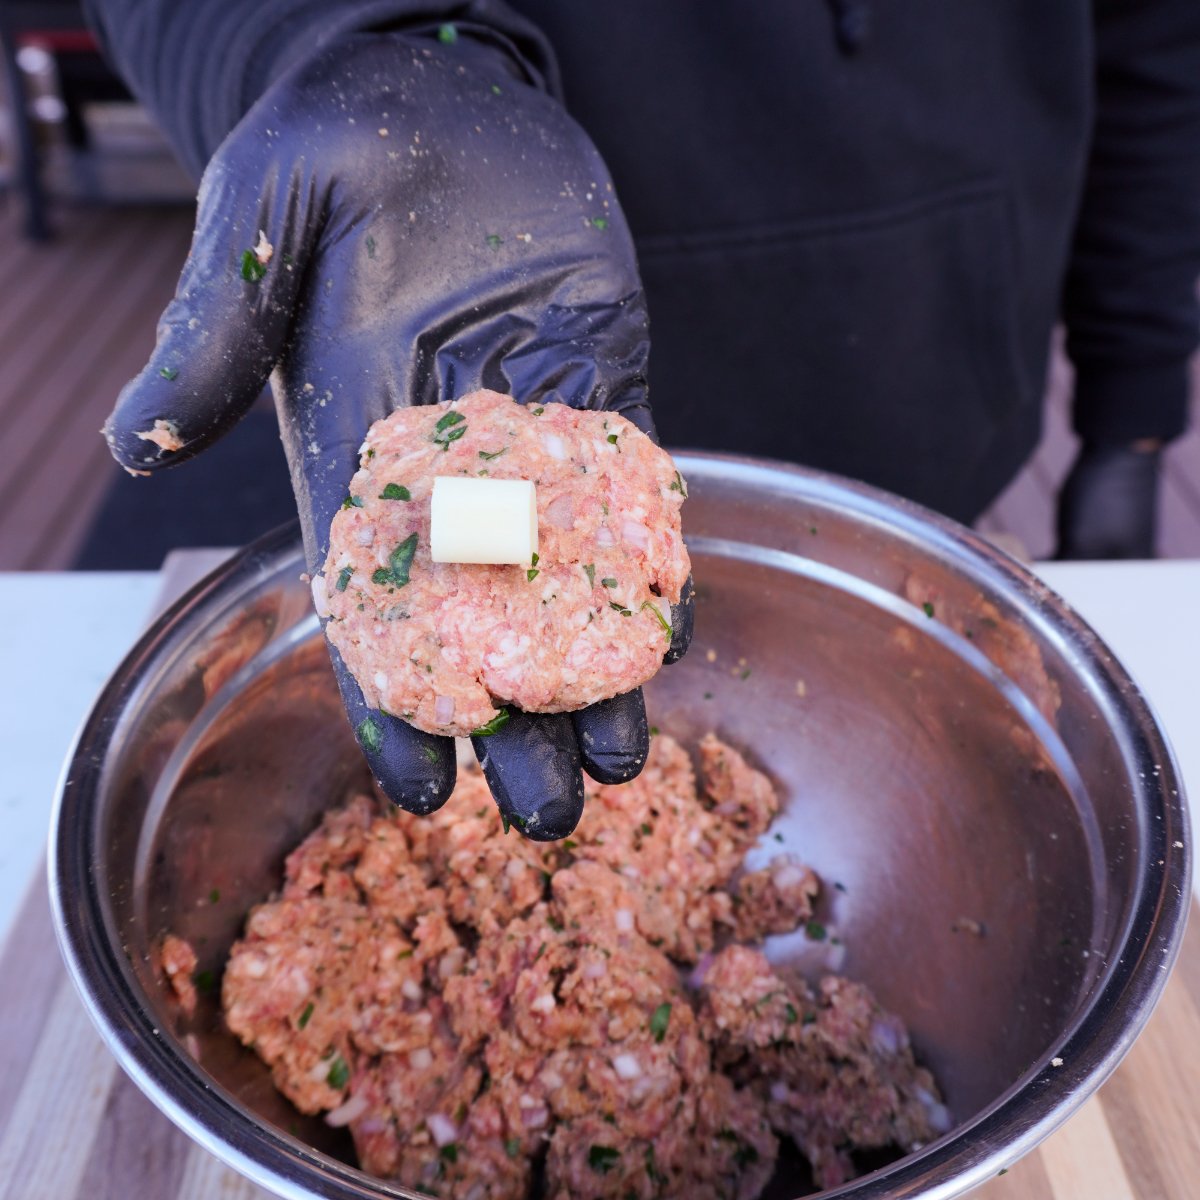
[318,391,690,737]
[219,735,945,1197]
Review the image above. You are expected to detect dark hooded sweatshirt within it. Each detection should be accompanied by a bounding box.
[84,0,1200,521]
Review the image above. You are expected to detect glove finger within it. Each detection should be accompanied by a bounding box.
[572,689,650,785]
[664,574,695,665]
[472,711,585,841]
[327,644,457,815]
[102,156,311,475]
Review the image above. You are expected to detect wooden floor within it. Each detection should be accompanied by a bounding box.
[0,199,1198,570]
[0,200,193,569]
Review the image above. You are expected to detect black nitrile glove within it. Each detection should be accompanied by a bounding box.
[101,30,692,839]
[1055,441,1163,560]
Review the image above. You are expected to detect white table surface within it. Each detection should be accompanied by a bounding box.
[1,559,1197,954]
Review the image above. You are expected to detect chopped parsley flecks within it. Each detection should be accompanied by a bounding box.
[298,1002,314,1029]
[472,709,510,737]
[669,470,687,497]
[478,447,508,461]
[208,888,220,903]
[609,601,632,617]
[504,1138,520,1159]
[159,366,178,381]
[422,744,440,764]
[583,563,596,587]
[240,250,267,282]
[650,1002,672,1043]
[734,1143,760,1168]
[357,716,383,753]
[923,601,935,618]
[606,433,618,446]
[501,814,511,836]
[784,1003,798,1025]
[486,234,503,250]
[365,235,377,260]
[372,533,418,587]
[591,217,609,231]
[532,406,545,416]
[341,494,364,510]
[587,1145,620,1174]
[641,600,672,639]
[439,1143,458,1164]
[437,22,458,42]
[336,566,354,592]
[601,577,618,589]
[433,410,467,449]
[806,919,827,941]
[326,1053,350,1090]
[379,483,411,501]
[193,969,216,994]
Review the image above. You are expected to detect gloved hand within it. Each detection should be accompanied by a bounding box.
[1055,440,1163,560]
[101,28,693,839]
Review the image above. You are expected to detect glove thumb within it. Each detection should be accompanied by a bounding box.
[103,154,313,473]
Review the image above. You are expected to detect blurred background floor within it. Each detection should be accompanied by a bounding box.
[0,16,1198,571]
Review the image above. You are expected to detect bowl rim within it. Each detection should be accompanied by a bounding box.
[50,451,1192,1200]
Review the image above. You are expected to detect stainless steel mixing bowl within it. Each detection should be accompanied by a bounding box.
[51,453,1190,1200]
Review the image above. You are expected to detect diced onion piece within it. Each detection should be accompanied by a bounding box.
[430,476,538,564]
[772,861,807,890]
[427,1113,458,1146]
[434,694,456,725]
[596,525,616,548]
[541,432,568,460]
[614,908,634,933]
[409,1047,433,1070]
[688,952,714,989]
[613,1053,641,1080]
[310,574,331,619]
[621,519,651,552]
[325,1093,369,1127]
[545,494,575,530]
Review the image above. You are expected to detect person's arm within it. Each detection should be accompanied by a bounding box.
[84,0,561,179]
[85,0,691,839]
[1057,0,1200,559]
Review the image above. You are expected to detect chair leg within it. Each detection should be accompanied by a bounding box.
[0,21,52,240]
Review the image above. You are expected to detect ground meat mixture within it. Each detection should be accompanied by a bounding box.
[222,736,944,1197]
[318,390,690,737]
[159,933,198,1017]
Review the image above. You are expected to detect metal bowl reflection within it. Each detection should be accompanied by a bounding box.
[51,452,1189,1199]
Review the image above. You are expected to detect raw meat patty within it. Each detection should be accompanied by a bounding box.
[317,391,690,737]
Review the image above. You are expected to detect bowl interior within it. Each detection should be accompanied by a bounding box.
[62,454,1187,1199]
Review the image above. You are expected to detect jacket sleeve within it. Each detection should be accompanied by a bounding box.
[1061,0,1200,446]
[82,0,561,179]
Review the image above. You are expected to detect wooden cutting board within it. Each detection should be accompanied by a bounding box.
[0,867,1196,1200]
